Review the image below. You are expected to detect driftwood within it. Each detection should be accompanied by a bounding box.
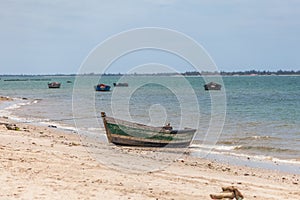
[210,186,244,199]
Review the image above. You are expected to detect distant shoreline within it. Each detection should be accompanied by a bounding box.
[0,69,300,77]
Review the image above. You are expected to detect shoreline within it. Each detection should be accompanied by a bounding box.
[0,115,300,199]
[1,97,300,174]
[191,150,300,175]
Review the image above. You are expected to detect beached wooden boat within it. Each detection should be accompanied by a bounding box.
[101,112,196,147]
[48,82,61,88]
[95,84,111,91]
[204,82,221,90]
[113,82,128,87]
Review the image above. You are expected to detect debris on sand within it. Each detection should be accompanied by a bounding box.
[5,123,20,131]
[0,123,20,131]
[0,96,13,101]
[210,186,244,199]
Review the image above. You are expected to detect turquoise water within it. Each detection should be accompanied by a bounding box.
[0,75,299,166]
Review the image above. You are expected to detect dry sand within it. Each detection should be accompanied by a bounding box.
[0,116,299,199]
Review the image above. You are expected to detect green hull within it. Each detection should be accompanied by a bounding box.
[101,112,196,147]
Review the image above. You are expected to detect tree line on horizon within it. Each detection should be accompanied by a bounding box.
[181,69,300,76]
[0,69,299,76]
[101,69,300,76]
[220,69,300,76]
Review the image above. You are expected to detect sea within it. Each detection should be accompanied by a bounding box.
[0,75,299,173]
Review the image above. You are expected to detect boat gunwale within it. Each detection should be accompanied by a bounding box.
[104,116,196,134]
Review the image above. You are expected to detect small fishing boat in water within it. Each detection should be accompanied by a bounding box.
[204,82,221,90]
[101,112,196,147]
[95,84,111,91]
[48,82,61,89]
[113,82,128,87]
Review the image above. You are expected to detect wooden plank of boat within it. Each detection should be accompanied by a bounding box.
[101,112,196,148]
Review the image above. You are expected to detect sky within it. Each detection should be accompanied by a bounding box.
[0,0,300,74]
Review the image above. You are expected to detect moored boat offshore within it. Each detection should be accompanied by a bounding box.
[101,112,196,147]
[204,82,221,90]
[94,84,111,91]
[48,82,61,88]
[113,82,129,87]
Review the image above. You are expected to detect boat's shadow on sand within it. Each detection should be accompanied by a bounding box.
[81,137,191,173]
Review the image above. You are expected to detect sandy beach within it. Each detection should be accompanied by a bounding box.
[1,1,300,198]
[0,110,299,200]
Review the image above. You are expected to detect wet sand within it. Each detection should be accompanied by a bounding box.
[0,114,299,200]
